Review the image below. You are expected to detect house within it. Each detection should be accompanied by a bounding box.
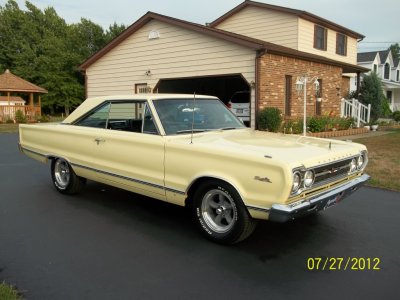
[353,50,400,111]
[79,0,367,128]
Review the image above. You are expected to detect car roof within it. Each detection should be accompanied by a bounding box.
[63,94,218,124]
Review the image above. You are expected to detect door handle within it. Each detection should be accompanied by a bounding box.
[94,138,105,145]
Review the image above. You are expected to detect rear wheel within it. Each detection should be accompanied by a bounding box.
[51,158,86,194]
[192,180,256,244]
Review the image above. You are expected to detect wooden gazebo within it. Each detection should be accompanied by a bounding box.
[0,69,47,122]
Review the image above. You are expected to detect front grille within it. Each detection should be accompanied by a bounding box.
[313,158,353,186]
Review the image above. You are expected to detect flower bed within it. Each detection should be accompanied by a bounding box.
[308,127,369,138]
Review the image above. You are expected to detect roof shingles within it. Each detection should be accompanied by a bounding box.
[0,69,47,93]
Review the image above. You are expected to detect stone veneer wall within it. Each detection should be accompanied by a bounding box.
[258,53,343,118]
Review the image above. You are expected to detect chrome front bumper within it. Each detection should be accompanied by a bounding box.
[268,174,370,222]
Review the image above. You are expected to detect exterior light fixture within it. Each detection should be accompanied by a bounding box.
[295,75,320,136]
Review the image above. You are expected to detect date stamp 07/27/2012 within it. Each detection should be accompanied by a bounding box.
[307,257,381,271]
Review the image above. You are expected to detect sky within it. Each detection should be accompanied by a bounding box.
[1,0,399,53]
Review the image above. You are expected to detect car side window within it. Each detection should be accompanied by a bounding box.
[75,102,111,128]
[75,101,158,135]
[142,104,158,134]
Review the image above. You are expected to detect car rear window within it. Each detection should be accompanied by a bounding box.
[230,93,249,103]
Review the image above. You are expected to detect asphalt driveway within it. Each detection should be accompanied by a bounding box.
[1,133,399,300]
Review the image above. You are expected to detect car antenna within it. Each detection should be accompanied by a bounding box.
[190,92,196,144]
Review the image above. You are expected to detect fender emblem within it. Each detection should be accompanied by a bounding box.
[254,176,272,183]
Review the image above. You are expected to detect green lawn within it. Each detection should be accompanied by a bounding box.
[355,128,400,192]
[0,282,23,300]
[0,123,19,133]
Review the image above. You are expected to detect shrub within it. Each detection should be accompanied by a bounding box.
[282,119,302,134]
[258,107,282,132]
[359,72,385,122]
[6,118,14,124]
[37,115,50,123]
[15,110,26,123]
[381,98,392,117]
[393,111,400,122]
[307,116,326,133]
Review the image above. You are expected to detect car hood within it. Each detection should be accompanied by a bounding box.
[168,129,365,168]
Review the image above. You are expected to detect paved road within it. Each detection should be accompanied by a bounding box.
[1,133,399,300]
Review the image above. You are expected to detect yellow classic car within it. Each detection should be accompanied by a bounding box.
[19,94,370,244]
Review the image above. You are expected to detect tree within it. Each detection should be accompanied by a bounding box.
[359,72,386,122]
[389,43,400,60]
[0,0,126,115]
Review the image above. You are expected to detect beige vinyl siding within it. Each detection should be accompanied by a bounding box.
[297,18,357,65]
[86,20,255,97]
[215,6,298,49]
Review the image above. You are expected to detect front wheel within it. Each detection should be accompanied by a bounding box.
[51,158,86,194]
[192,180,256,244]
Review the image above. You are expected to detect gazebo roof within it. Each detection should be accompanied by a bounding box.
[0,69,47,93]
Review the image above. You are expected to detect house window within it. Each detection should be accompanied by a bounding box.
[397,70,399,81]
[384,63,390,79]
[314,25,327,51]
[373,64,378,73]
[284,75,292,116]
[336,33,347,56]
[135,83,151,94]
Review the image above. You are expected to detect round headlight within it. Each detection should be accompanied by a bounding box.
[304,170,315,188]
[349,158,357,172]
[357,155,364,170]
[292,172,301,193]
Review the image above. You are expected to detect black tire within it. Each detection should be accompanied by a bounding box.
[51,158,86,194]
[192,180,256,244]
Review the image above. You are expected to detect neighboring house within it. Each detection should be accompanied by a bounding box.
[80,1,367,128]
[0,96,25,106]
[353,50,400,111]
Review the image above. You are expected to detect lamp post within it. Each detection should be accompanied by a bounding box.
[295,75,320,136]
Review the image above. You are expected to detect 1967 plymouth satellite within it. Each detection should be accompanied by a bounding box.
[19,94,370,244]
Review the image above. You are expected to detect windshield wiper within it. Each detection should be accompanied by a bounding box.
[219,127,238,131]
[176,129,208,134]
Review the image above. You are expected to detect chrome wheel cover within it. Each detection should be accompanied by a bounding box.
[54,159,70,189]
[201,189,236,233]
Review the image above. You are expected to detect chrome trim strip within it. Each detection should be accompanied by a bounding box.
[246,205,270,213]
[21,146,185,195]
[71,163,185,195]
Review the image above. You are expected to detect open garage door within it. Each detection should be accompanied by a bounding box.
[154,74,250,106]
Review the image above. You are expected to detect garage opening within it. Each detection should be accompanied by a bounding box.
[154,74,250,106]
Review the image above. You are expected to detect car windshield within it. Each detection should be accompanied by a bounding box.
[152,98,245,135]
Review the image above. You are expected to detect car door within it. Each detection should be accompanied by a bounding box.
[76,100,165,198]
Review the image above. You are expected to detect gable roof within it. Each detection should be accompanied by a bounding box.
[358,50,392,65]
[378,50,391,63]
[0,69,47,93]
[79,11,367,74]
[394,57,399,68]
[80,11,265,70]
[210,0,364,40]
[357,51,378,63]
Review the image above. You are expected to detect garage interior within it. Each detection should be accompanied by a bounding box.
[154,74,250,105]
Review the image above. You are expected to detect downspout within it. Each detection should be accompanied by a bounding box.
[356,71,361,98]
[355,36,364,99]
[84,71,88,99]
[255,49,266,130]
